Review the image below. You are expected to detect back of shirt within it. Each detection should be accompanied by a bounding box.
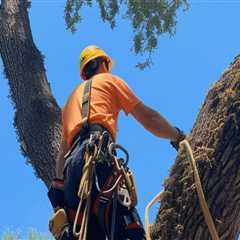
[62,73,140,149]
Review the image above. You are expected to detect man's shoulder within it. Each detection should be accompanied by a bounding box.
[65,83,84,102]
[98,73,126,84]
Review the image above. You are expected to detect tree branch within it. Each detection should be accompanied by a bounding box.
[0,0,61,187]
[153,56,240,239]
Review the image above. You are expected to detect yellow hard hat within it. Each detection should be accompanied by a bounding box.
[80,45,113,80]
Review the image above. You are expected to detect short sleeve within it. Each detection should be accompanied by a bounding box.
[112,76,140,115]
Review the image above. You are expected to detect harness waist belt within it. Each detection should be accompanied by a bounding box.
[71,124,109,146]
[64,124,110,160]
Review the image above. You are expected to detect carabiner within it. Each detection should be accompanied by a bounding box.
[108,143,129,167]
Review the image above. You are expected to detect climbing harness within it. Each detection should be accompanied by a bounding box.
[68,78,138,240]
[145,139,220,240]
[71,134,138,240]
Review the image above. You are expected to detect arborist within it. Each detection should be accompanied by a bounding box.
[48,45,185,240]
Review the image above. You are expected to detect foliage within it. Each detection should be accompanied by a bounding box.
[64,0,189,68]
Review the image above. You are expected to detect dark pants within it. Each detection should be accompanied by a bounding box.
[63,137,146,240]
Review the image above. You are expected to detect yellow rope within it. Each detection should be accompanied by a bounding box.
[145,139,220,240]
[72,148,96,240]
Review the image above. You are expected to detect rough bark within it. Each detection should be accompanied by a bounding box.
[1,1,240,239]
[151,57,240,239]
[0,0,61,187]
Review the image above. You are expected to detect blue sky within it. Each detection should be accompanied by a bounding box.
[1,0,240,238]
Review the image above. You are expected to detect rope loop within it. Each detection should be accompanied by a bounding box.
[145,140,220,240]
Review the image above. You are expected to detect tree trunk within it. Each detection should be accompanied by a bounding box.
[151,57,240,239]
[0,0,61,187]
[1,1,240,239]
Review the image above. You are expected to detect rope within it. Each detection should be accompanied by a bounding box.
[145,191,163,240]
[145,139,220,240]
[72,147,97,240]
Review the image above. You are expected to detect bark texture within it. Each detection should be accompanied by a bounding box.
[0,0,61,186]
[151,57,240,239]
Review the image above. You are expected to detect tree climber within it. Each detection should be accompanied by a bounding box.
[48,45,186,240]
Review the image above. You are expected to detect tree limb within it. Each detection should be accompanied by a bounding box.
[152,56,240,239]
[0,0,61,187]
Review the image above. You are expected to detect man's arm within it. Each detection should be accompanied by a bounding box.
[131,102,180,141]
[55,139,68,179]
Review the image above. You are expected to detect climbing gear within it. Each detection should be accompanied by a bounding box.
[92,142,137,239]
[80,45,113,80]
[49,208,69,240]
[64,124,109,160]
[108,143,137,208]
[65,75,138,240]
[181,140,219,240]
[48,178,65,210]
[170,127,186,151]
[81,79,93,130]
[72,136,97,240]
[122,167,138,207]
[145,139,220,240]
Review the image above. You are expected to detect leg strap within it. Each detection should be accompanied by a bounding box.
[93,195,111,236]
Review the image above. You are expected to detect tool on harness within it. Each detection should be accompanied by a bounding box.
[90,142,138,240]
[96,131,111,162]
[109,143,138,208]
[94,143,137,208]
[92,142,126,239]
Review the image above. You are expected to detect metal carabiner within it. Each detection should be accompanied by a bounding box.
[96,131,109,159]
[86,134,98,159]
[108,143,129,167]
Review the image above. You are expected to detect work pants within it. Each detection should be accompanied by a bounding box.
[63,136,146,240]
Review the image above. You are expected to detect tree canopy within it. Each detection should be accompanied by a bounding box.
[64,0,188,68]
[1,1,240,239]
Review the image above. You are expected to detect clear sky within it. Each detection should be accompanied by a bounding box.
[1,0,240,238]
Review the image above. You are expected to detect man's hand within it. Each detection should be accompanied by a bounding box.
[170,127,186,151]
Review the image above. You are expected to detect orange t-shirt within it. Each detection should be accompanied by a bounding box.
[61,73,140,150]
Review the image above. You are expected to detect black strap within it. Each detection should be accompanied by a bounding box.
[81,79,92,129]
[98,196,111,236]
[110,191,117,240]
